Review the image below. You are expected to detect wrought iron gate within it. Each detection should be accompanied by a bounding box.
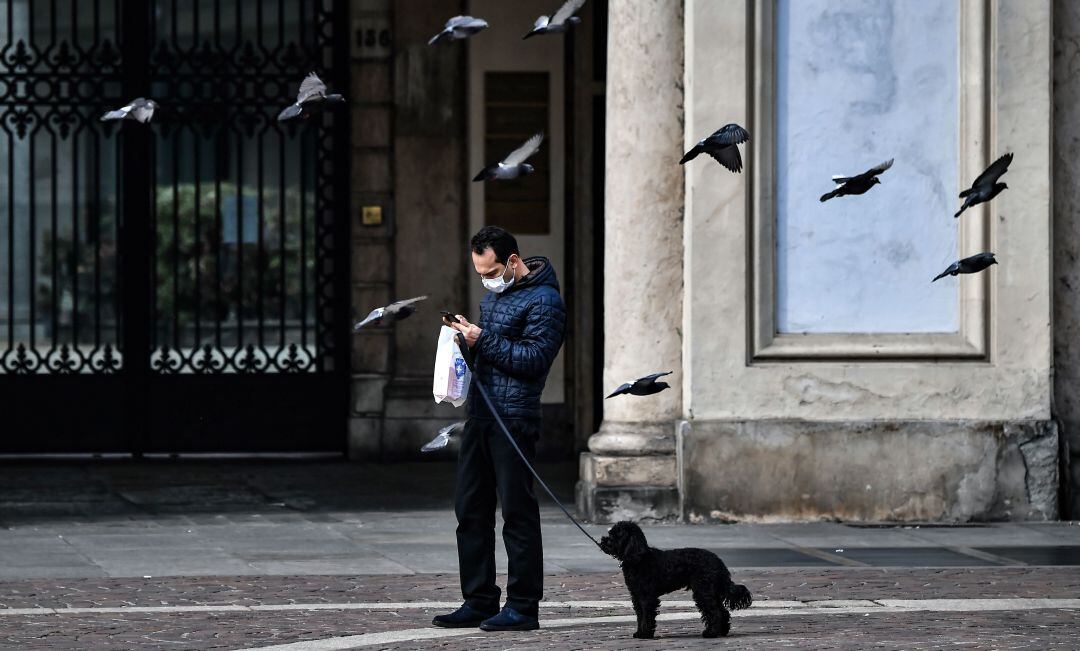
[0,0,350,453]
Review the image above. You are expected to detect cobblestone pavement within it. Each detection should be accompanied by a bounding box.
[3,461,1080,649]
[1,569,1078,649]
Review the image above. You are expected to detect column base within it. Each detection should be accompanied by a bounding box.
[577,419,682,523]
[576,475,681,523]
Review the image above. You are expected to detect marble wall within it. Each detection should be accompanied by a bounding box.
[775,0,959,333]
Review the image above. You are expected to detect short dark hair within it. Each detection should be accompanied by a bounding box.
[470,226,519,263]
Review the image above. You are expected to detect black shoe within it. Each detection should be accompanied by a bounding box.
[479,606,539,632]
[432,604,497,628]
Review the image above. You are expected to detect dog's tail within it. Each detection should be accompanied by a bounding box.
[723,582,753,611]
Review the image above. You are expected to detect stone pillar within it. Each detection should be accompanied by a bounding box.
[349,0,469,460]
[1054,0,1080,519]
[348,0,396,460]
[577,0,684,523]
[381,0,469,459]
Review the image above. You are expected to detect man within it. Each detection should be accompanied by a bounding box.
[434,226,566,632]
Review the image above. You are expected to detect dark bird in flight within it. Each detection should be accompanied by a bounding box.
[819,159,894,202]
[606,372,673,399]
[472,132,544,182]
[679,124,751,173]
[955,153,1013,218]
[523,0,586,39]
[932,252,998,282]
[429,15,489,45]
[277,72,344,122]
[354,295,428,330]
[100,98,158,124]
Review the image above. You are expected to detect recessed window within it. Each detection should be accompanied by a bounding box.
[483,72,550,235]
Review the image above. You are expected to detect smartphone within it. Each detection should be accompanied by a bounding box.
[440,310,459,324]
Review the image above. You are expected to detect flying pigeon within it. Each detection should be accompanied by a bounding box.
[932,252,998,282]
[819,159,894,202]
[523,0,586,39]
[472,132,544,182]
[420,421,466,452]
[679,123,751,173]
[277,72,345,122]
[606,372,673,399]
[955,153,1013,218]
[429,15,489,45]
[353,295,428,330]
[100,98,158,123]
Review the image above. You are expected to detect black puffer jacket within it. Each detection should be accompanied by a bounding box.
[468,256,566,421]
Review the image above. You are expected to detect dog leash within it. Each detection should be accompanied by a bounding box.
[455,333,603,551]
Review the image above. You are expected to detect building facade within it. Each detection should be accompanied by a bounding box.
[346,0,1076,523]
[0,0,1076,522]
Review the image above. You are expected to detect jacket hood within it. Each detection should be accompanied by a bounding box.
[513,256,559,293]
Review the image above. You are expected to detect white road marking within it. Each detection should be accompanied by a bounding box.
[0,600,677,616]
[1,598,1078,619]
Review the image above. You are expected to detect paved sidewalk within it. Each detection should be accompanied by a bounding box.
[1,459,1078,578]
[1,460,1079,649]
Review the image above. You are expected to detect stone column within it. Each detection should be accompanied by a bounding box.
[1054,0,1080,519]
[577,0,684,523]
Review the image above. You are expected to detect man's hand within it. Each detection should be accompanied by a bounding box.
[447,315,482,348]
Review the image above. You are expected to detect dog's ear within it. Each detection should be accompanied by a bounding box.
[620,527,648,563]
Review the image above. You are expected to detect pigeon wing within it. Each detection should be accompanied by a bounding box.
[551,0,587,25]
[100,106,131,121]
[420,434,449,452]
[439,421,466,437]
[606,383,633,399]
[932,262,959,283]
[501,132,544,167]
[706,123,750,147]
[865,158,894,177]
[846,158,893,183]
[296,72,327,104]
[641,371,674,382]
[353,307,385,330]
[101,102,134,121]
[277,104,303,121]
[971,152,1013,189]
[706,146,744,173]
[448,15,485,29]
[385,295,428,314]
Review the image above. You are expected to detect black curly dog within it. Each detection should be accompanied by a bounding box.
[599,521,752,639]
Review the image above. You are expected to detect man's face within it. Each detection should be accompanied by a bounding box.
[472,248,515,281]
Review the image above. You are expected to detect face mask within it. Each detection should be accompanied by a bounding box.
[482,259,516,293]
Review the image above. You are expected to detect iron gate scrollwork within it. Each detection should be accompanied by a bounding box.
[0,1,124,376]
[0,0,350,453]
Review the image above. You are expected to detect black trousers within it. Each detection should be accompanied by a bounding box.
[455,418,542,617]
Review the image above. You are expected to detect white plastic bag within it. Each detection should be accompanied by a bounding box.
[433,325,471,407]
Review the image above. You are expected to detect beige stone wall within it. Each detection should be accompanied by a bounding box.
[667,0,1058,521]
[684,0,1053,424]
